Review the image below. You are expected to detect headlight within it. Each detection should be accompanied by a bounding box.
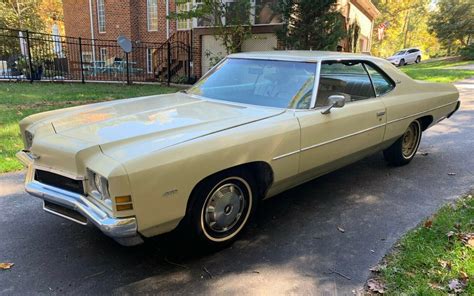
[24,130,34,149]
[87,169,111,206]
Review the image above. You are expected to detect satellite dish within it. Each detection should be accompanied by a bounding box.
[117,35,132,53]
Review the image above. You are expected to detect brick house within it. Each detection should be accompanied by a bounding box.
[62,0,379,80]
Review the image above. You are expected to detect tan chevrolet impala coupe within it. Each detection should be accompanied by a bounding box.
[17,51,460,247]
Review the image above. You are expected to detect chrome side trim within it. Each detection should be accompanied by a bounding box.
[301,123,386,152]
[387,101,457,124]
[310,61,322,109]
[272,123,386,160]
[272,150,300,161]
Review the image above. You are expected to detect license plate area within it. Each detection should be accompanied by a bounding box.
[43,200,88,225]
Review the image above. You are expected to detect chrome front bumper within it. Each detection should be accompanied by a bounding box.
[17,151,144,246]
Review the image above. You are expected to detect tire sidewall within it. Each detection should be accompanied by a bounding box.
[187,169,258,246]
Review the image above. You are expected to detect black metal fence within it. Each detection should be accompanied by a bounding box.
[0,27,192,84]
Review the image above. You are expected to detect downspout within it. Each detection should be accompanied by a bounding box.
[166,0,170,39]
[88,0,96,62]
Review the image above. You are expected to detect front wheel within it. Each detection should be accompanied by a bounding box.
[383,120,422,166]
[398,59,406,67]
[182,169,257,249]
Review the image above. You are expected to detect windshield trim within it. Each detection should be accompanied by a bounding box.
[189,57,319,110]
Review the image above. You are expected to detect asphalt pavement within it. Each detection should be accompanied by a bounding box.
[1,79,473,295]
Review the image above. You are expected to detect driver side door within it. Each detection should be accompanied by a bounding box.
[296,60,387,177]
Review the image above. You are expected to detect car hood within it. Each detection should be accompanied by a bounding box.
[48,92,284,159]
[386,55,401,60]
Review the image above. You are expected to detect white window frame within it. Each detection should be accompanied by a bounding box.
[177,2,191,30]
[99,48,107,61]
[97,0,106,33]
[147,0,159,32]
[146,48,156,74]
[81,52,93,63]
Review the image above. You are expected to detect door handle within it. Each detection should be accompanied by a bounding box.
[376,111,386,116]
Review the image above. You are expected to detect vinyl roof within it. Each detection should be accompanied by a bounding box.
[228,50,381,62]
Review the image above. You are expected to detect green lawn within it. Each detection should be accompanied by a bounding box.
[401,59,474,83]
[371,195,474,295]
[0,82,177,173]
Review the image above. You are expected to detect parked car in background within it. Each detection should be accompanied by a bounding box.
[386,48,422,66]
[17,51,459,248]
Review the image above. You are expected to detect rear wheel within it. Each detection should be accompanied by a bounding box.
[182,169,257,249]
[383,120,422,166]
[415,56,421,63]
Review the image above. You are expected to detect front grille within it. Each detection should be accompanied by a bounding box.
[35,170,85,195]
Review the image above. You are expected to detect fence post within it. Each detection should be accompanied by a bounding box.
[78,37,85,83]
[187,45,191,83]
[167,41,171,86]
[25,30,33,83]
[126,52,131,85]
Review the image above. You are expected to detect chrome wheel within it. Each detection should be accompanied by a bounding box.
[402,121,421,159]
[201,177,252,242]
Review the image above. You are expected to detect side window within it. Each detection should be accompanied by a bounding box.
[364,63,395,96]
[316,61,375,107]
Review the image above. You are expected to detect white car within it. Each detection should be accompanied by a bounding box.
[386,48,422,66]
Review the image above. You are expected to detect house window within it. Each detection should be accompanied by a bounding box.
[97,0,106,33]
[147,48,156,73]
[195,0,216,27]
[147,0,159,31]
[99,48,107,61]
[81,52,93,63]
[177,2,191,30]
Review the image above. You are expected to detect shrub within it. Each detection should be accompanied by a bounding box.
[460,44,474,60]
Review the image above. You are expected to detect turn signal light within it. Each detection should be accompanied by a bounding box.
[115,195,132,203]
[116,204,133,211]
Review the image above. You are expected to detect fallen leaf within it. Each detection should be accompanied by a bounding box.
[420,152,429,156]
[367,278,385,294]
[447,231,456,239]
[0,263,14,270]
[438,259,452,271]
[448,172,456,176]
[424,219,433,228]
[459,271,469,281]
[428,282,445,290]
[337,226,345,233]
[369,264,386,273]
[461,233,474,248]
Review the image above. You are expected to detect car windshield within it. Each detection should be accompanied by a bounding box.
[187,58,317,109]
[395,50,406,56]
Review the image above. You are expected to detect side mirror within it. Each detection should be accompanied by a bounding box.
[321,95,346,114]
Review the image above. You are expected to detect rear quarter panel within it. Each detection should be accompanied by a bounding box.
[373,60,459,141]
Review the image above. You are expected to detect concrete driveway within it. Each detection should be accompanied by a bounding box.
[1,79,473,295]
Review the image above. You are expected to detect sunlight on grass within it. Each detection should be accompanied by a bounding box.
[376,195,474,294]
[401,60,474,83]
